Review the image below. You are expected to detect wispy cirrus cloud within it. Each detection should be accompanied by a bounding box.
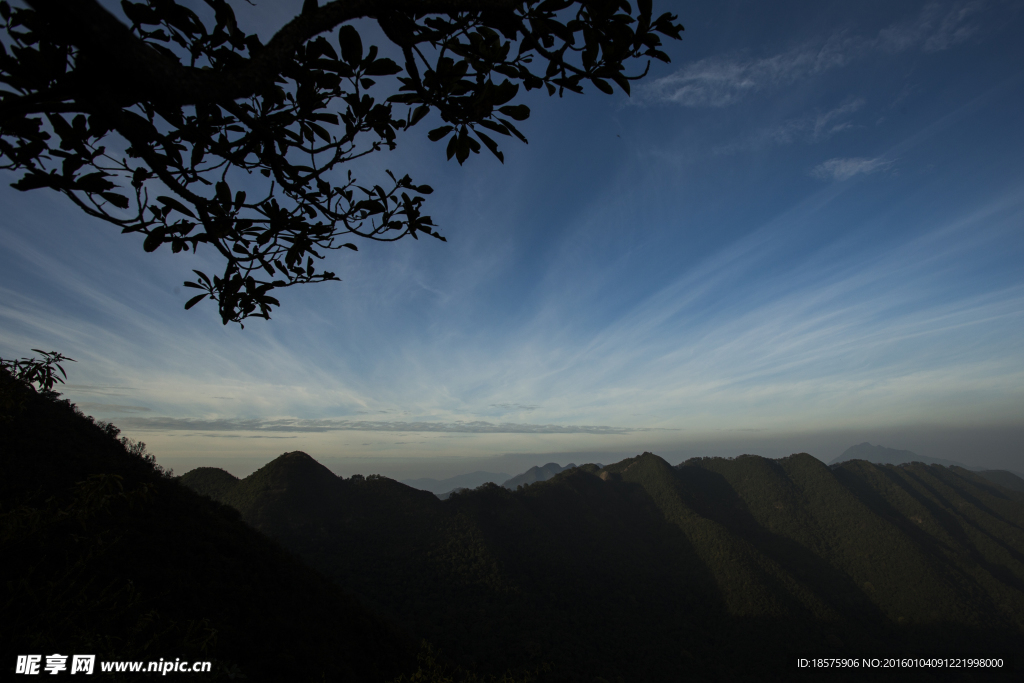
[716,99,865,154]
[640,2,991,107]
[811,156,893,181]
[490,402,540,412]
[878,1,985,53]
[809,99,865,140]
[113,416,674,435]
[638,36,854,107]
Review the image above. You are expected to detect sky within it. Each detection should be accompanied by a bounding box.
[2,0,1023,480]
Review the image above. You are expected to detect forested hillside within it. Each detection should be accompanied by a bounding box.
[184,450,1024,681]
[0,369,415,681]
[975,470,1024,493]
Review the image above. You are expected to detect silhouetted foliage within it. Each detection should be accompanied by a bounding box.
[0,348,76,419]
[0,0,682,324]
[0,348,74,391]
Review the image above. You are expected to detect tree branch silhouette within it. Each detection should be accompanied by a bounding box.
[1,0,682,324]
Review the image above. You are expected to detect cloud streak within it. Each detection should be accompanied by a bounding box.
[490,402,540,411]
[878,1,985,53]
[479,181,1024,430]
[811,156,893,181]
[638,37,853,106]
[114,416,674,435]
[77,402,153,414]
[641,2,991,107]
[716,99,865,154]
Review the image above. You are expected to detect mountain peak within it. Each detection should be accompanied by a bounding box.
[279,450,314,460]
[227,450,343,513]
[177,466,239,500]
[267,450,326,468]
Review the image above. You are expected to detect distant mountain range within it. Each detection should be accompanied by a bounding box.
[829,442,972,468]
[410,442,1024,501]
[501,462,579,489]
[179,448,1024,681]
[831,442,1024,490]
[402,462,584,499]
[400,470,510,495]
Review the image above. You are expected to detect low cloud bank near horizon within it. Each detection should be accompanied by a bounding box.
[146,421,1024,482]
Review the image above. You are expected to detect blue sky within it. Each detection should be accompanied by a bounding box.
[2,0,1023,478]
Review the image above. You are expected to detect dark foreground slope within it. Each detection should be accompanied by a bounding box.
[0,370,414,682]
[185,451,1024,682]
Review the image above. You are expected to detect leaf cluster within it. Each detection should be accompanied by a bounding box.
[0,0,682,324]
[0,348,75,393]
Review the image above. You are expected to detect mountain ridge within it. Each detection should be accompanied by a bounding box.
[181,448,1024,681]
[829,441,1024,484]
[501,462,577,489]
[829,441,972,468]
